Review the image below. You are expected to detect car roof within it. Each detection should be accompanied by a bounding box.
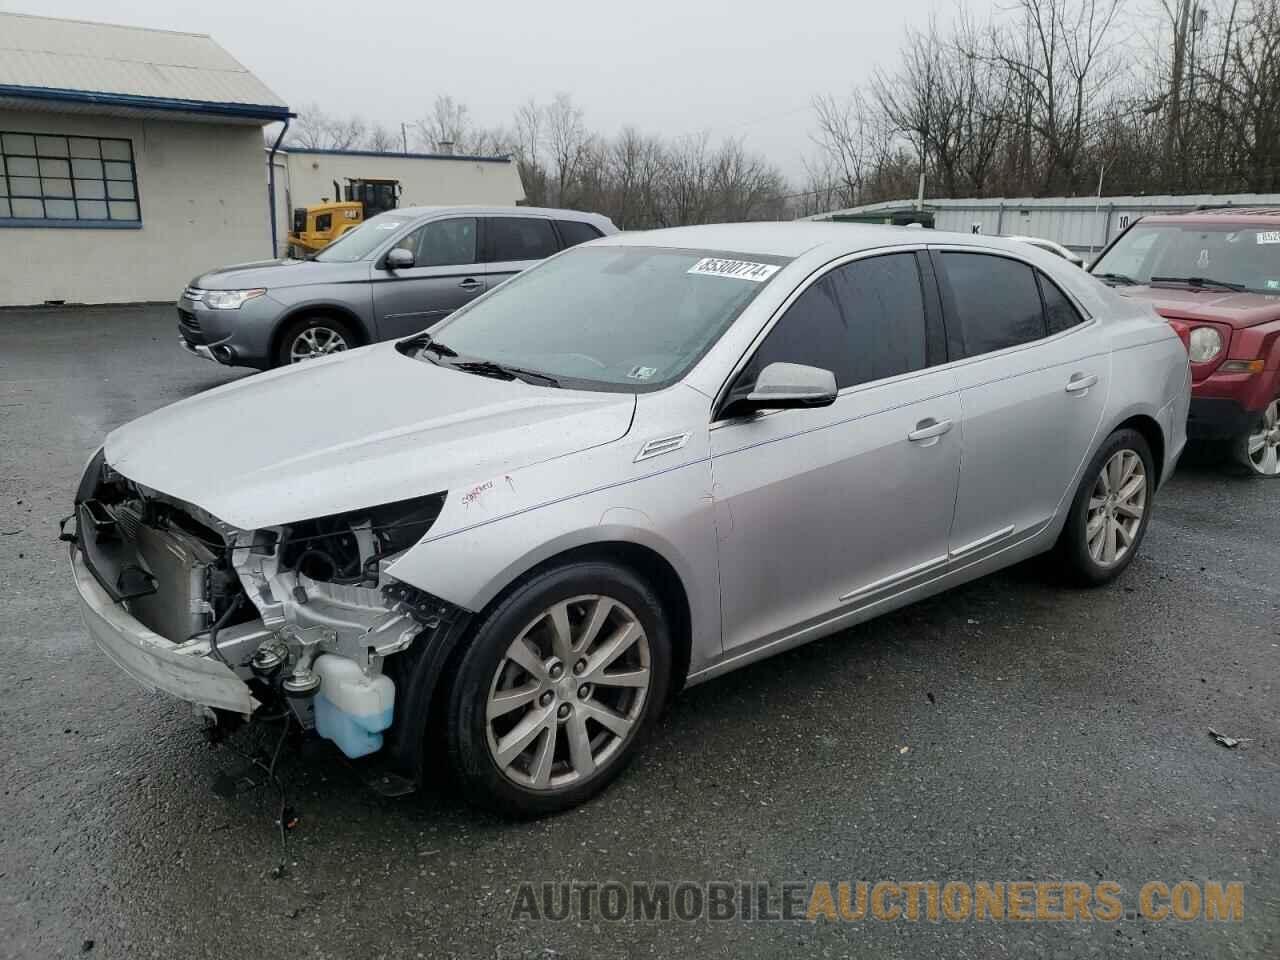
[1142,207,1280,225]
[595,221,1039,259]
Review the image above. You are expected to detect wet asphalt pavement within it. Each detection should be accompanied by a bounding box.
[1,305,1277,959]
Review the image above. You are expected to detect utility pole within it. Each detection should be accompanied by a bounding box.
[401,122,408,154]
[1090,161,1108,257]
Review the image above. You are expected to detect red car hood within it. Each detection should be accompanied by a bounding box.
[1113,284,1280,328]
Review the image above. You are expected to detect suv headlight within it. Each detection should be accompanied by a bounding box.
[1188,326,1223,363]
[204,289,267,310]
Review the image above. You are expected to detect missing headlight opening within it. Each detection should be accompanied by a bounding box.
[73,457,452,767]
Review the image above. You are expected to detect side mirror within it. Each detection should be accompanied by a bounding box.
[721,362,839,418]
[386,247,415,270]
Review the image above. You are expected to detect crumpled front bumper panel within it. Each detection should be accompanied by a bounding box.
[71,545,254,714]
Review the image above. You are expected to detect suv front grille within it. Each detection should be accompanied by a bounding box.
[178,309,200,331]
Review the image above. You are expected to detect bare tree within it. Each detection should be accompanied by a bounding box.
[513,98,549,206]
[809,91,875,207]
[288,103,335,149]
[418,95,471,152]
[545,93,590,206]
[365,124,400,153]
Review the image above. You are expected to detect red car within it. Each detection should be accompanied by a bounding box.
[1091,208,1280,477]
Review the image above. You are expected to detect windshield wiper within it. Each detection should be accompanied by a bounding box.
[1095,271,1137,285]
[398,331,458,359]
[1150,275,1246,291]
[452,359,559,387]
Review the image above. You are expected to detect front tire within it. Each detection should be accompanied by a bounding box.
[1231,399,1280,477]
[275,315,354,367]
[445,562,671,817]
[1056,428,1154,586]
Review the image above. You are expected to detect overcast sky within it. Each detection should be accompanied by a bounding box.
[8,0,999,180]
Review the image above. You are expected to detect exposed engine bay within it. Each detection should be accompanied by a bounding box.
[73,451,453,760]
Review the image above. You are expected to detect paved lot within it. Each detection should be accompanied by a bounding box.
[1,305,1277,959]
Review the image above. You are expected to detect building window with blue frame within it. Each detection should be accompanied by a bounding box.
[0,132,141,227]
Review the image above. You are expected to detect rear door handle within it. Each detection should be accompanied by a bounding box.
[908,417,953,445]
[458,278,482,290]
[1065,373,1098,394]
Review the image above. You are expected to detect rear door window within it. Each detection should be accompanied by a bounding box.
[941,253,1046,357]
[1039,274,1086,335]
[485,217,559,262]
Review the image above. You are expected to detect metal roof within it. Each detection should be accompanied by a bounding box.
[601,221,1024,258]
[0,12,289,122]
[284,147,513,164]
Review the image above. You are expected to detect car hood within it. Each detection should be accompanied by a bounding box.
[190,258,353,291]
[104,343,636,529]
[1112,284,1280,327]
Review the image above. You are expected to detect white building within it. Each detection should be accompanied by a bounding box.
[275,148,525,243]
[0,12,291,306]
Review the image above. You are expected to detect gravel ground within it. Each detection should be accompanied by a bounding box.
[1,305,1276,959]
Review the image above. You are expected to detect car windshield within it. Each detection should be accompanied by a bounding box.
[1092,223,1280,293]
[424,246,789,390]
[312,212,411,262]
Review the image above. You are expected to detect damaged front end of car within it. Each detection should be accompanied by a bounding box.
[67,448,467,772]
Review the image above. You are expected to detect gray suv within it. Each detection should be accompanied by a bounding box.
[177,206,617,369]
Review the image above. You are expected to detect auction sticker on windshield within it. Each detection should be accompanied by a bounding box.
[688,258,780,282]
[1256,231,1280,244]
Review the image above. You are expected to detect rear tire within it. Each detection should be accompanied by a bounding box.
[1230,399,1280,478]
[275,315,355,367]
[444,562,671,818]
[1055,428,1154,586]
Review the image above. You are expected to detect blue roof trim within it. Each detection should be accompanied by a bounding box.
[285,147,512,164]
[0,84,293,121]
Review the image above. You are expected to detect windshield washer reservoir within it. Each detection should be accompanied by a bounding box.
[312,654,395,758]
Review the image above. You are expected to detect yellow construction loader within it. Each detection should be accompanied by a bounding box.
[287,177,401,257]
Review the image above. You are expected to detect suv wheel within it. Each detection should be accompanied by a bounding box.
[1232,399,1280,477]
[277,315,354,366]
[445,562,671,817]
[1056,428,1154,585]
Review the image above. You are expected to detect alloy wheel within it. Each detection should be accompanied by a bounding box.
[1086,449,1147,566]
[485,595,651,790]
[1241,400,1280,476]
[289,326,349,362]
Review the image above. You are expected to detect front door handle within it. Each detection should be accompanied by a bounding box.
[908,417,953,445]
[1065,373,1098,394]
[458,278,482,290]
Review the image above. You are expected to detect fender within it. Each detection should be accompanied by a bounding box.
[385,459,724,677]
[383,385,726,677]
[271,299,374,351]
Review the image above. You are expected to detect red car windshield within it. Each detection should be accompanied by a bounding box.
[1092,222,1280,294]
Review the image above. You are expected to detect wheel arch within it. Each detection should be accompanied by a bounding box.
[270,302,372,360]
[494,539,694,697]
[1112,412,1166,487]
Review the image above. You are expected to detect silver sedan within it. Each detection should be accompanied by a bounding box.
[71,223,1190,816]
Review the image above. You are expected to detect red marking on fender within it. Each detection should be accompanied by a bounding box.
[462,480,494,507]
